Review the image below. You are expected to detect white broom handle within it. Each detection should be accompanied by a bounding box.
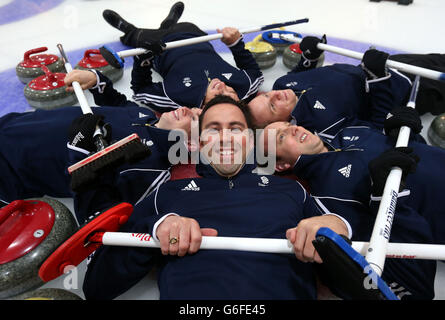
[118,18,309,59]
[100,232,445,260]
[279,34,445,82]
[57,44,92,115]
[364,76,421,275]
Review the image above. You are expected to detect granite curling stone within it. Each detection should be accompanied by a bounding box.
[283,43,325,69]
[428,112,445,149]
[0,197,78,299]
[261,30,300,54]
[75,49,123,83]
[245,34,277,69]
[10,288,83,300]
[16,47,65,84]
[24,65,77,110]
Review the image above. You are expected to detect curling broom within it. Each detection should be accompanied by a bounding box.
[57,44,151,191]
[278,33,445,82]
[99,18,310,69]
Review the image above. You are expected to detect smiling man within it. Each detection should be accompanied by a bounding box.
[0,68,200,223]
[79,95,350,300]
[260,119,445,299]
[246,40,419,141]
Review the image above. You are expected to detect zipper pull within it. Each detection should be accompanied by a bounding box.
[228,179,234,189]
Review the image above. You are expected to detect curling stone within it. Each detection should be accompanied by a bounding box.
[10,288,83,300]
[427,113,445,149]
[24,65,77,110]
[0,197,78,299]
[283,43,325,70]
[16,47,66,84]
[75,49,123,83]
[261,30,301,54]
[245,35,277,70]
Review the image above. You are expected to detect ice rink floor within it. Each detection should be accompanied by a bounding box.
[1,0,445,300]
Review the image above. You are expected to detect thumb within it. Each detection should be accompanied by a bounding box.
[201,228,218,237]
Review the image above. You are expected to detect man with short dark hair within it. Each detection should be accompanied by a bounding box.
[79,95,349,300]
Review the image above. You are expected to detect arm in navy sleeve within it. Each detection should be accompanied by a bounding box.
[130,56,155,94]
[229,37,262,76]
[228,37,264,98]
[365,69,412,130]
[130,56,175,110]
[311,196,372,241]
[289,56,319,74]
[89,70,137,107]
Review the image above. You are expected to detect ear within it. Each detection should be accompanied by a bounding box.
[275,162,291,173]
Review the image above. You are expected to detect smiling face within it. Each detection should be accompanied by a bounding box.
[157,107,201,137]
[203,78,239,104]
[262,121,327,172]
[247,90,297,128]
[199,102,253,177]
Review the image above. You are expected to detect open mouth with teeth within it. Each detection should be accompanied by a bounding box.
[300,133,308,143]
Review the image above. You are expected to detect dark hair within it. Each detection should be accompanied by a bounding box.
[199,94,253,133]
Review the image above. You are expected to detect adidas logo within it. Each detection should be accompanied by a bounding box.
[139,112,150,118]
[181,180,200,191]
[313,100,326,110]
[338,164,352,178]
[222,73,232,80]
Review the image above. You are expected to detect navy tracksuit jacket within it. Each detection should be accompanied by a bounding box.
[292,124,445,299]
[131,32,264,111]
[274,63,414,137]
[81,162,341,300]
[0,72,173,222]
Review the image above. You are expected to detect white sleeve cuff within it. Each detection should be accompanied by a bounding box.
[365,72,392,93]
[66,142,90,155]
[226,35,243,48]
[152,212,179,241]
[89,69,106,93]
[323,213,353,240]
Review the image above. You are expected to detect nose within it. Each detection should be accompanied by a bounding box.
[269,91,281,102]
[289,125,299,136]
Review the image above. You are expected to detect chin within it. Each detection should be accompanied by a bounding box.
[212,163,243,177]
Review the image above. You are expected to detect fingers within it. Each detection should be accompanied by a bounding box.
[156,216,203,257]
[64,70,97,92]
[167,220,181,256]
[286,222,321,264]
[218,27,240,45]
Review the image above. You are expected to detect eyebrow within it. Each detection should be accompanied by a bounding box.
[275,123,291,144]
[203,121,247,129]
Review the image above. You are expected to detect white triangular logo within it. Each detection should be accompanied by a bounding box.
[338,164,352,178]
[181,180,200,191]
[222,73,232,80]
[139,112,150,118]
[313,100,326,110]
